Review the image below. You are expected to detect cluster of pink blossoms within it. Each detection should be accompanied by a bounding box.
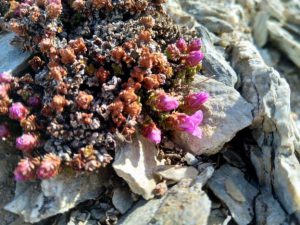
[166,38,204,66]
[142,91,209,144]
[0,71,60,181]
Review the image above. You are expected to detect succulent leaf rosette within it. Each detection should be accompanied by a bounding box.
[0,0,209,181]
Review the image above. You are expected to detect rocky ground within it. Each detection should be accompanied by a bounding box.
[1,0,300,224]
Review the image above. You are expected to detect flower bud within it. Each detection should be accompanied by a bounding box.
[166,110,204,138]
[186,51,204,67]
[153,92,179,112]
[27,95,41,107]
[184,92,209,111]
[14,158,39,181]
[142,122,161,144]
[0,72,13,83]
[176,38,187,53]
[166,44,181,61]
[37,153,61,179]
[188,39,202,52]
[9,102,29,121]
[0,124,9,138]
[16,134,38,152]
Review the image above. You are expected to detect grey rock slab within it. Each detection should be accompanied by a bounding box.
[268,21,300,68]
[149,179,211,225]
[118,198,165,225]
[196,17,234,34]
[258,0,286,22]
[208,208,232,225]
[249,144,272,190]
[284,0,300,25]
[273,154,300,215]
[180,0,242,27]
[112,187,134,214]
[154,165,199,184]
[119,178,211,225]
[255,193,287,225]
[231,40,300,221]
[113,136,163,200]
[172,77,253,155]
[0,32,30,73]
[202,48,238,87]
[0,141,20,225]
[207,164,259,225]
[195,165,214,187]
[5,170,110,223]
[252,11,270,47]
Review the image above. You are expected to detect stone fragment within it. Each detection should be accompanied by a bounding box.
[196,17,234,34]
[222,148,246,169]
[208,209,231,225]
[119,178,211,225]
[184,152,198,166]
[231,40,300,222]
[255,193,287,225]
[113,136,163,200]
[0,141,20,225]
[149,179,211,225]
[195,165,214,186]
[259,0,286,22]
[252,11,269,47]
[180,0,241,26]
[172,77,253,155]
[112,187,134,214]
[5,170,110,223]
[154,166,198,184]
[268,21,300,68]
[0,33,31,73]
[207,164,259,225]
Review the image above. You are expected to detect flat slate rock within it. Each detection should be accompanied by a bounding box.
[119,176,212,225]
[0,32,30,73]
[207,164,259,225]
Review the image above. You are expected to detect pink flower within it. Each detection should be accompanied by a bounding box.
[9,102,29,121]
[184,92,209,111]
[154,93,179,112]
[0,72,13,83]
[27,95,41,107]
[0,124,9,138]
[14,158,37,181]
[176,38,187,53]
[166,44,181,61]
[186,51,204,67]
[16,134,38,152]
[37,154,61,179]
[188,39,202,52]
[142,122,162,144]
[167,110,204,138]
